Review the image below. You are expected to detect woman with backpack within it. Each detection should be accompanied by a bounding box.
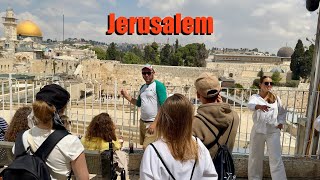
[140,93,217,180]
[8,84,89,180]
[247,76,287,180]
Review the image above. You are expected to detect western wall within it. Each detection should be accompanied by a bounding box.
[25,59,293,89]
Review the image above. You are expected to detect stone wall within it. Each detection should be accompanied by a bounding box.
[0,58,13,73]
[79,59,102,80]
[207,62,291,88]
[30,59,79,76]
[15,52,34,61]
[77,60,221,93]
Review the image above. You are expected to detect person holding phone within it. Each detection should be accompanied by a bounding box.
[247,76,287,180]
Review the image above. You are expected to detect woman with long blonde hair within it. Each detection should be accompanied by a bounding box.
[140,93,217,179]
[248,76,287,180]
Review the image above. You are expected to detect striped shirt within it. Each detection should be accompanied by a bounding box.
[0,117,8,141]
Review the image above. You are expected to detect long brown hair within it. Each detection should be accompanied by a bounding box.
[32,100,55,125]
[260,76,276,103]
[85,113,116,142]
[156,93,199,162]
[4,106,32,142]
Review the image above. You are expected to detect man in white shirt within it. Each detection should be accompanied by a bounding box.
[121,64,167,149]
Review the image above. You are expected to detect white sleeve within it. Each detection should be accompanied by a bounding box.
[248,95,258,111]
[140,145,160,180]
[276,96,287,124]
[58,135,84,161]
[200,142,218,179]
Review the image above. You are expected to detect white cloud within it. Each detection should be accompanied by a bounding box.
[138,0,186,12]
[107,0,117,6]
[1,0,31,6]
[0,0,317,54]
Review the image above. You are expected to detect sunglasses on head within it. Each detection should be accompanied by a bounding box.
[264,82,274,86]
[142,72,152,75]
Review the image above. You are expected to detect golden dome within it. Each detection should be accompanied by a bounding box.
[17,20,42,37]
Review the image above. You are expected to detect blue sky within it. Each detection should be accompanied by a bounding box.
[0,0,317,54]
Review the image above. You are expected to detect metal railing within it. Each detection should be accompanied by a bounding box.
[0,79,310,156]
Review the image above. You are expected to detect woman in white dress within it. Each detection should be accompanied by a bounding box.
[140,93,218,180]
[247,76,287,180]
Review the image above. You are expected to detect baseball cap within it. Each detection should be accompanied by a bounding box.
[142,64,154,72]
[194,72,221,98]
[36,84,70,111]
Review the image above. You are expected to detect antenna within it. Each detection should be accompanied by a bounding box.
[63,14,64,43]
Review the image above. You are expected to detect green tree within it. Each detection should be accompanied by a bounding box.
[79,45,90,49]
[257,68,264,78]
[160,44,173,65]
[143,45,158,64]
[122,52,144,64]
[106,42,119,60]
[271,71,282,84]
[197,43,208,67]
[175,39,179,52]
[182,43,207,67]
[252,79,260,87]
[151,42,159,53]
[290,39,305,80]
[91,47,106,60]
[130,46,143,59]
[300,44,315,82]
[169,52,183,66]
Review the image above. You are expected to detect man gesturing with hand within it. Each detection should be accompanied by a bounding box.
[121,64,167,149]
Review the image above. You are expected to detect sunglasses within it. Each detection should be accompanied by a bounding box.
[142,72,152,75]
[264,82,274,86]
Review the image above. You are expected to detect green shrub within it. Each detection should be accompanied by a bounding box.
[253,79,260,87]
[285,80,300,87]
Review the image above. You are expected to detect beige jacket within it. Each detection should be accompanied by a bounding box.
[192,103,239,157]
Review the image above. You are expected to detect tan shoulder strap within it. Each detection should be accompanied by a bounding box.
[27,130,37,153]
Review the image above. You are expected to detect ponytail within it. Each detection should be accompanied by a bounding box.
[32,100,56,125]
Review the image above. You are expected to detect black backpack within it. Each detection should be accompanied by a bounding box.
[1,129,69,180]
[196,115,236,180]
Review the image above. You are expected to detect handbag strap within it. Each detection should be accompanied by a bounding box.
[195,114,222,149]
[150,138,198,180]
[27,130,37,153]
[150,143,176,180]
[189,137,198,180]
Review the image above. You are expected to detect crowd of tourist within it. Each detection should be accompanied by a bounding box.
[0,64,288,180]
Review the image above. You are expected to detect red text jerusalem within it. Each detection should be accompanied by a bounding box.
[105,13,214,35]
